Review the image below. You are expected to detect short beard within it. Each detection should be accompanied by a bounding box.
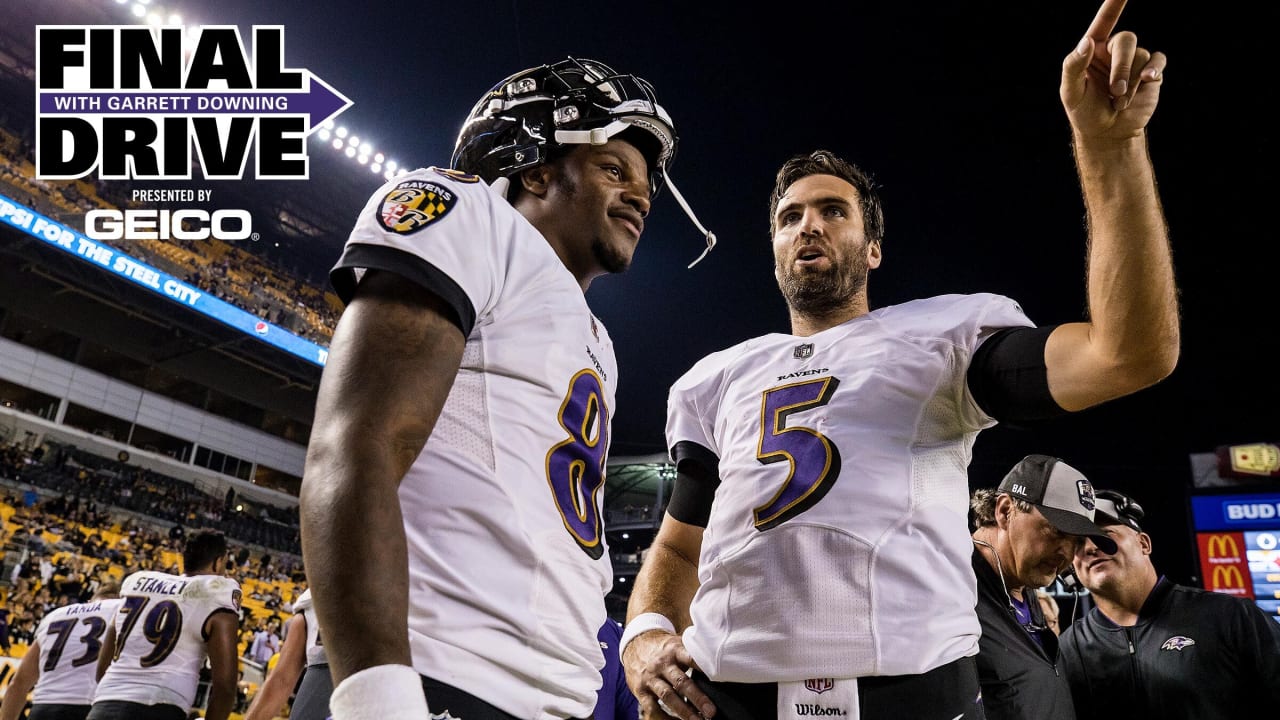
[593,238,631,274]
[555,171,631,275]
[777,256,868,318]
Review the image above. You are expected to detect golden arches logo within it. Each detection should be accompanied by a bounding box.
[1206,534,1240,559]
[1211,565,1246,590]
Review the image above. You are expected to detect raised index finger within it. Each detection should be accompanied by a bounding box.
[1085,0,1128,42]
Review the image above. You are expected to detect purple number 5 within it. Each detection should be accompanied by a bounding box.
[546,369,610,559]
[754,377,842,530]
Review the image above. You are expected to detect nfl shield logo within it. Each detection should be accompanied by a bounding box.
[794,343,814,359]
[804,678,833,694]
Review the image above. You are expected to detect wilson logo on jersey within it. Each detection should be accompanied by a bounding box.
[377,180,457,234]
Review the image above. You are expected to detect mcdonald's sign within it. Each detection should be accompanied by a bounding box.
[1207,534,1240,560]
[1210,565,1250,597]
[1197,532,1254,598]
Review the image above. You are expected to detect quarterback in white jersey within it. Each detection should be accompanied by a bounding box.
[624,6,1180,716]
[667,292,1031,682]
[0,588,122,720]
[90,530,241,720]
[302,57,714,720]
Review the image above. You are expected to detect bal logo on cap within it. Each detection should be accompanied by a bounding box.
[998,454,1117,554]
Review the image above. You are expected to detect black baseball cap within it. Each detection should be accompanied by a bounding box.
[998,455,1117,554]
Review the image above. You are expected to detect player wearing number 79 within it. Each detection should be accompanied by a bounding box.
[88,529,241,720]
[0,583,122,720]
[622,1,1179,719]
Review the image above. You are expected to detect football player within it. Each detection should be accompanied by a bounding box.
[300,57,713,720]
[621,2,1179,718]
[88,529,240,720]
[0,583,122,720]
[242,588,330,720]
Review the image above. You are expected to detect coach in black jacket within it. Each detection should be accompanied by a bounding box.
[1057,490,1280,720]
[969,456,1117,720]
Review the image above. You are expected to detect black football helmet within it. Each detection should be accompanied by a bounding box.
[451,57,715,267]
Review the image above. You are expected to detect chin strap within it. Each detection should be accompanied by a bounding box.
[662,167,717,269]
[554,124,717,269]
[494,147,717,269]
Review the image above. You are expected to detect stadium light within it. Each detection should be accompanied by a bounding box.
[386,160,398,171]
[357,155,368,165]
[374,153,384,163]
[331,138,343,149]
[131,4,146,17]
[147,12,162,25]
[169,14,182,24]
[360,142,372,154]
[347,135,360,148]
[318,129,331,141]
[335,126,348,139]
[370,163,381,173]
[344,146,356,158]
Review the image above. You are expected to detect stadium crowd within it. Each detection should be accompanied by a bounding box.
[0,442,310,712]
[0,127,342,345]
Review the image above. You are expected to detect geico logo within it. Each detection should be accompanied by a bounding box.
[85,209,252,241]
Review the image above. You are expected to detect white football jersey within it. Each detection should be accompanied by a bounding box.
[667,293,1033,683]
[331,168,615,719]
[291,589,326,667]
[94,571,241,709]
[30,598,124,705]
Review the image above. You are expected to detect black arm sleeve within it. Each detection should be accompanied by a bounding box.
[330,243,477,337]
[666,441,720,528]
[967,325,1068,424]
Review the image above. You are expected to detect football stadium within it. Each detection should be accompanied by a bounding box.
[0,1,1277,719]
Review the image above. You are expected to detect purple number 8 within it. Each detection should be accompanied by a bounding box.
[546,369,610,559]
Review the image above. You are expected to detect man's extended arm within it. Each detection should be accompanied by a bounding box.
[622,507,714,720]
[0,640,40,720]
[243,614,307,720]
[203,611,241,720]
[1043,0,1179,411]
[299,270,464,684]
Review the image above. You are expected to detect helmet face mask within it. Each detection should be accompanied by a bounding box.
[451,57,676,198]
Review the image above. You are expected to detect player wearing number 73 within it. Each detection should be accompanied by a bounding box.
[622,2,1179,719]
[88,529,241,720]
[0,583,122,720]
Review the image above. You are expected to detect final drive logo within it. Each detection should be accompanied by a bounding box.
[35,25,351,180]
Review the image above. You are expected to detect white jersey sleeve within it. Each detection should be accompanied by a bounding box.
[94,572,241,710]
[330,167,617,716]
[291,589,327,667]
[330,167,517,337]
[30,598,124,705]
[667,293,1035,683]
